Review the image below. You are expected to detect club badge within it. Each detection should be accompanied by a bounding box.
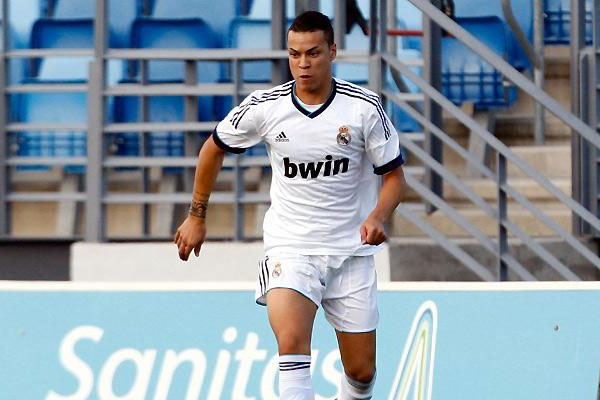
[272,261,282,278]
[337,126,351,146]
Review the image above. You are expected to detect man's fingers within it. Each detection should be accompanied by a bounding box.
[173,230,180,244]
[178,243,192,261]
[366,228,378,244]
[360,225,368,244]
[365,226,386,245]
[194,243,202,257]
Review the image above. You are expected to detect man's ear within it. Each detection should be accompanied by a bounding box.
[330,42,337,61]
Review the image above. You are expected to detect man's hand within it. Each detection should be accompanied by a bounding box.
[174,215,206,261]
[360,215,387,245]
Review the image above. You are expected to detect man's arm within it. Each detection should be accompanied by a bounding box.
[360,166,406,245]
[174,135,226,260]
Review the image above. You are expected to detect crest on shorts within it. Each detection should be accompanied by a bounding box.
[272,261,282,278]
[337,125,351,146]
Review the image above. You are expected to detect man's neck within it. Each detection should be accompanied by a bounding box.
[295,78,332,105]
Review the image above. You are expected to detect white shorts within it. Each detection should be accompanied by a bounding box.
[254,252,379,333]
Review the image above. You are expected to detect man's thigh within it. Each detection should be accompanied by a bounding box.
[336,329,376,381]
[266,288,318,354]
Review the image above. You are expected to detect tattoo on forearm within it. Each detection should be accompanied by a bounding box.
[189,192,209,219]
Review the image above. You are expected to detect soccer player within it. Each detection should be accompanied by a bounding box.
[174,11,405,400]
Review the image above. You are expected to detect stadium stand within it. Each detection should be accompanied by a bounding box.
[544,0,592,44]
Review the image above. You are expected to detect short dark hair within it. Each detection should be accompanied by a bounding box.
[288,11,334,46]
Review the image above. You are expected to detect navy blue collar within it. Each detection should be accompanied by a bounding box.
[291,79,337,119]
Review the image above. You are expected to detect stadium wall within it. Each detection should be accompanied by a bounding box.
[70,242,391,282]
[1,281,599,399]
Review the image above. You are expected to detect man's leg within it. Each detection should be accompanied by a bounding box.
[336,330,376,400]
[267,288,318,400]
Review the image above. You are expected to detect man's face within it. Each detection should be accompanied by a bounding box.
[287,29,336,94]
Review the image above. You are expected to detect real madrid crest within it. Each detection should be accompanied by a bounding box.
[337,125,351,146]
[272,261,282,278]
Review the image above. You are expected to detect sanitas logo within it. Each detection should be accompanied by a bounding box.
[44,302,437,399]
[283,155,349,179]
[44,326,342,400]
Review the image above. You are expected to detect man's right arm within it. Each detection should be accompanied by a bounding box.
[174,134,226,261]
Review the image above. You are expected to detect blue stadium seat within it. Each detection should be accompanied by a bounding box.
[131,18,219,81]
[30,18,125,82]
[51,0,138,48]
[29,19,94,79]
[151,0,240,46]
[544,0,592,44]
[113,19,219,167]
[442,16,517,109]
[113,96,187,156]
[11,90,87,173]
[454,0,532,70]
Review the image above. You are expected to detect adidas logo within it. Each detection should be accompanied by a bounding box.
[275,132,289,142]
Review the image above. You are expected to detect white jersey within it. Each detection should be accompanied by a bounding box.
[214,78,403,255]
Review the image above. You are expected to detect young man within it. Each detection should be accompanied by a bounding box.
[174,11,405,400]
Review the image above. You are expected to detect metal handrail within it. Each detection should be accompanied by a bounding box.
[385,87,600,271]
[403,173,537,281]
[384,57,600,277]
[384,53,600,235]
[396,205,497,281]
[391,107,580,280]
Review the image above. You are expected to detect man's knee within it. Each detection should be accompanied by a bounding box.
[276,331,311,354]
[344,364,376,384]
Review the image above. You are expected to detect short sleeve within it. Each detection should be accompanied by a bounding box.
[364,98,404,175]
[213,91,263,154]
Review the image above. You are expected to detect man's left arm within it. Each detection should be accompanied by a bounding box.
[360,166,406,245]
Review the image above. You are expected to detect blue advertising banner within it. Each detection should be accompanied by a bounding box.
[0,282,599,399]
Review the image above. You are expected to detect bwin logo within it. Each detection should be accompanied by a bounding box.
[284,155,349,179]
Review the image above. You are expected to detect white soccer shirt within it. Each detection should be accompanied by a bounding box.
[214,78,403,255]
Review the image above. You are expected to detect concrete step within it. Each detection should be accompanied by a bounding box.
[387,236,600,281]
[442,177,571,203]
[403,139,571,181]
[506,145,571,179]
[391,202,572,238]
[10,201,265,239]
